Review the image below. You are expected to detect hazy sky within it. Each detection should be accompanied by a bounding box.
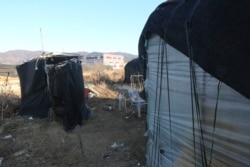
[0,0,165,55]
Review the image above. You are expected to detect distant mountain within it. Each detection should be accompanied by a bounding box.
[0,50,137,65]
[0,50,43,65]
[108,52,137,62]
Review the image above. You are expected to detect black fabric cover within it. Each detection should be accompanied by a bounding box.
[123,58,142,83]
[51,59,89,131]
[139,0,250,98]
[16,57,89,131]
[16,59,50,118]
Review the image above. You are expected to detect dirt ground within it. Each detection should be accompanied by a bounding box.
[0,77,147,167]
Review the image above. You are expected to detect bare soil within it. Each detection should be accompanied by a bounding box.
[0,77,147,167]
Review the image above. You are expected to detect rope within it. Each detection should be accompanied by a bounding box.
[185,0,203,166]
[208,81,221,166]
[165,42,173,167]
[156,38,165,167]
[152,36,163,167]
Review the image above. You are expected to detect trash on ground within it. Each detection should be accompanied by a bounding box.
[111,142,124,148]
[2,135,12,140]
[102,154,111,159]
[103,104,113,111]
[13,150,26,157]
[0,157,3,166]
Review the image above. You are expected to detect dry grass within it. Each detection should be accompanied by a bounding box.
[0,67,147,167]
[83,67,125,99]
[0,74,20,120]
[83,69,124,85]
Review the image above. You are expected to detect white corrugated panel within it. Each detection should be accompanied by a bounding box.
[145,34,250,167]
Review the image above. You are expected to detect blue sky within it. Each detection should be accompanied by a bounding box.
[0,0,165,55]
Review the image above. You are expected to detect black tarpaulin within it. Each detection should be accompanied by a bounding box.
[123,58,142,83]
[16,59,50,118]
[139,0,250,98]
[16,54,89,131]
[50,59,88,131]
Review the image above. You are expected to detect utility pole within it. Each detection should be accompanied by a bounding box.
[40,28,44,51]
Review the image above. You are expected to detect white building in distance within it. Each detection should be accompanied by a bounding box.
[85,53,124,70]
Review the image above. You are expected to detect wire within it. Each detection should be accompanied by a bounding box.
[152,36,162,167]
[185,0,204,166]
[208,81,221,167]
[165,41,173,167]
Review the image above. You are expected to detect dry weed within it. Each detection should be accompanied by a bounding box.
[0,73,20,120]
[83,69,125,99]
[83,67,124,84]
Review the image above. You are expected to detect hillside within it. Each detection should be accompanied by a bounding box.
[0,50,43,65]
[0,50,137,65]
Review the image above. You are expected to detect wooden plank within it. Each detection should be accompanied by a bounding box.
[86,84,100,96]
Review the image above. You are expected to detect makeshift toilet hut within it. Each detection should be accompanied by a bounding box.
[16,52,89,131]
[139,1,250,166]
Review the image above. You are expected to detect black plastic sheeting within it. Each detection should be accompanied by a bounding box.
[139,0,250,99]
[16,59,51,118]
[16,57,89,131]
[123,58,142,83]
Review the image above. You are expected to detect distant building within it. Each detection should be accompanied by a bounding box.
[85,53,124,69]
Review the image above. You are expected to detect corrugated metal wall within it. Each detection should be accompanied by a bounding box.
[145,34,250,167]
